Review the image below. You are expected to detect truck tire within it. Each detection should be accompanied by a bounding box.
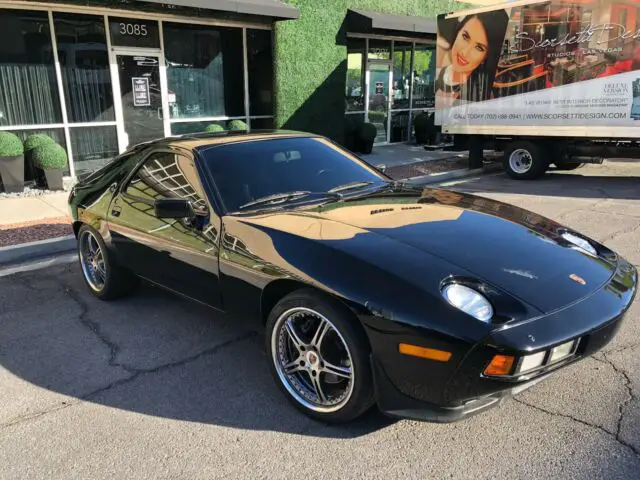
[503,141,548,180]
[553,161,583,171]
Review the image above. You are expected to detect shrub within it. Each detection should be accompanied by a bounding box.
[205,124,225,133]
[24,134,55,153]
[227,119,248,131]
[0,131,24,156]
[31,143,68,170]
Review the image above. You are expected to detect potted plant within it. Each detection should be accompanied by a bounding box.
[0,131,25,193]
[227,120,248,131]
[24,134,55,184]
[356,122,377,154]
[205,124,225,133]
[31,143,68,191]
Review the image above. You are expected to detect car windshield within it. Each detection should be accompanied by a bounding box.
[198,136,388,212]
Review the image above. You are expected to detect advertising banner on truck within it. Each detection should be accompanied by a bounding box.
[435,0,640,135]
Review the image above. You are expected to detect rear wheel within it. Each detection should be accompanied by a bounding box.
[266,289,374,423]
[77,224,138,300]
[503,141,548,180]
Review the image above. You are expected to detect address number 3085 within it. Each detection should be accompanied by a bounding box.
[120,23,148,36]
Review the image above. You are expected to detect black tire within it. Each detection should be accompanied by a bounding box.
[503,141,549,180]
[553,162,583,171]
[265,289,375,424]
[76,224,138,301]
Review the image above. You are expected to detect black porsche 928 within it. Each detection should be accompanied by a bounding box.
[68,130,637,424]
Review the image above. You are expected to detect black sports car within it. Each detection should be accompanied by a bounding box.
[68,130,637,424]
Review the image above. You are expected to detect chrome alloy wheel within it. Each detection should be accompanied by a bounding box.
[509,148,533,174]
[272,307,354,413]
[79,230,106,292]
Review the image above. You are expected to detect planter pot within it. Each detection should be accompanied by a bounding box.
[44,168,64,191]
[0,154,25,193]
[360,140,374,154]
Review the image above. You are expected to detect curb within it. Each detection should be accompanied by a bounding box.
[0,235,76,266]
[405,163,503,186]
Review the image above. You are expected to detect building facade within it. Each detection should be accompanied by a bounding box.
[0,0,458,182]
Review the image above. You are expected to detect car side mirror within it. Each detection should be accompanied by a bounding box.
[154,198,195,220]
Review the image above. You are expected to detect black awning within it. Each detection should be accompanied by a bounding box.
[347,9,436,35]
[139,0,299,20]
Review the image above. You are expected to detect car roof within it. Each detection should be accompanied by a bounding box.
[128,129,318,154]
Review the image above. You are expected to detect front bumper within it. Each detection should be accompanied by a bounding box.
[372,258,637,422]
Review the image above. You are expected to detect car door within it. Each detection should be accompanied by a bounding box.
[107,147,223,309]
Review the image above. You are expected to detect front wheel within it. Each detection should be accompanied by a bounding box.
[77,224,138,300]
[503,141,548,180]
[266,289,375,423]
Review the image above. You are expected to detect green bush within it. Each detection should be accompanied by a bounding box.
[0,131,24,156]
[227,120,248,131]
[31,143,68,170]
[24,134,55,153]
[205,124,225,132]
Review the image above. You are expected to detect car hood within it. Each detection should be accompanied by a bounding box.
[239,188,618,314]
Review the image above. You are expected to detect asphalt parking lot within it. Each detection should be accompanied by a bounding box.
[1,160,639,479]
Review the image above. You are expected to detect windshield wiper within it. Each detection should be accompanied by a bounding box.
[238,191,341,211]
[328,181,375,193]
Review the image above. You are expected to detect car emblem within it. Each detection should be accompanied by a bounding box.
[569,274,587,285]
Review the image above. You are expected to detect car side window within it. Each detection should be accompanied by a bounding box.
[124,151,208,214]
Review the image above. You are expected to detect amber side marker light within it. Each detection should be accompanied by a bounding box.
[484,354,515,376]
[398,343,452,362]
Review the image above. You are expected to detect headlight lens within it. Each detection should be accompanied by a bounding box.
[442,284,493,322]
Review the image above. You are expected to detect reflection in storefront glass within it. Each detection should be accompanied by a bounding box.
[346,38,365,112]
[163,22,244,119]
[412,44,436,109]
[392,42,412,110]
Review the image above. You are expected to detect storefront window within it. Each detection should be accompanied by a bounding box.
[164,22,244,119]
[170,121,222,135]
[54,13,115,123]
[346,38,365,112]
[0,9,61,126]
[247,29,273,116]
[412,44,436,109]
[108,17,160,49]
[392,42,412,110]
[368,39,391,60]
[70,125,118,179]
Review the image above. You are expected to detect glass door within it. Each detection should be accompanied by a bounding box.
[115,53,167,149]
[366,63,392,144]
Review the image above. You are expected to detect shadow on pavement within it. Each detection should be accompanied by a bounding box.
[0,263,397,438]
[455,164,640,201]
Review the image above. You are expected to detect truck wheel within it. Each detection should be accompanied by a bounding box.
[503,141,548,180]
[553,162,583,171]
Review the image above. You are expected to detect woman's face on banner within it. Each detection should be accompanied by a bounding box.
[451,16,489,74]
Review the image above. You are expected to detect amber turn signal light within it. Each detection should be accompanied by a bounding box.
[398,343,452,362]
[484,354,515,376]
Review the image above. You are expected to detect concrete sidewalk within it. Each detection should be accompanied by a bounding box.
[363,142,463,168]
[0,192,69,226]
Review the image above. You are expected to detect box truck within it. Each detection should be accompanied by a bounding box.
[434,0,640,180]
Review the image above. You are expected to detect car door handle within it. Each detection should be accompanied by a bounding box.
[111,206,121,217]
